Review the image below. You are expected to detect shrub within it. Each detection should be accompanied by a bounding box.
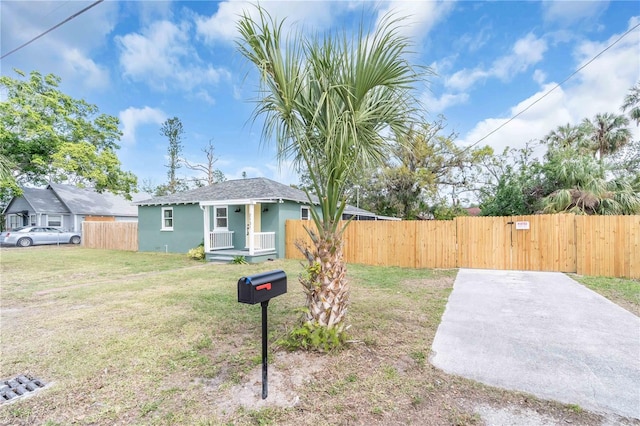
[231,255,247,264]
[187,245,205,260]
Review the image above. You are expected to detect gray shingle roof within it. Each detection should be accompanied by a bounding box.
[135,177,378,218]
[48,183,148,216]
[135,177,316,205]
[21,187,69,214]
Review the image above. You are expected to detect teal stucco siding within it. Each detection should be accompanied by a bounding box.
[138,204,203,253]
[138,200,321,257]
[273,201,321,257]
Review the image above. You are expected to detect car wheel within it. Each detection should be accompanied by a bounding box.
[70,236,81,244]
[17,237,33,247]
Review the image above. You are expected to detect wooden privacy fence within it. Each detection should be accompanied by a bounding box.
[82,222,138,251]
[285,214,640,279]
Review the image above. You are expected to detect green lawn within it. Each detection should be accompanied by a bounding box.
[0,247,611,425]
[571,274,640,316]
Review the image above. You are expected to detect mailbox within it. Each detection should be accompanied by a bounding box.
[237,270,287,305]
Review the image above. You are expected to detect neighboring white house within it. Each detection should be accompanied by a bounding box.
[2,183,149,232]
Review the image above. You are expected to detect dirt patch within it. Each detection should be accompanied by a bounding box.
[211,351,328,417]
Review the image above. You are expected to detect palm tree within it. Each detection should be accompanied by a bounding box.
[542,147,640,215]
[582,113,631,160]
[542,123,591,154]
[236,6,424,348]
[621,82,640,126]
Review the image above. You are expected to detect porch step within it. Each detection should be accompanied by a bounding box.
[208,253,237,263]
[205,250,277,264]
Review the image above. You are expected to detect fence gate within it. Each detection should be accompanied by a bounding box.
[456,214,576,273]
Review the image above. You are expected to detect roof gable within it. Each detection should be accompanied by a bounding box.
[7,187,69,214]
[48,183,147,216]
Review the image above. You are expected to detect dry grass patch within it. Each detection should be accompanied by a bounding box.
[0,248,629,425]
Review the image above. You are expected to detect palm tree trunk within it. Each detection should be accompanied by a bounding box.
[295,227,350,332]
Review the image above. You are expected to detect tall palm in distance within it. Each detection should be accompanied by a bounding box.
[582,113,632,161]
[621,82,640,126]
[542,123,591,153]
[236,5,425,348]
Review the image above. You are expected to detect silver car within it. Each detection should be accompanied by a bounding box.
[0,226,81,247]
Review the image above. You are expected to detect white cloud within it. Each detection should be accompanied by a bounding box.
[374,0,455,41]
[196,0,344,44]
[119,106,167,145]
[458,18,640,156]
[116,20,229,93]
[0,1,117,92]
[446,33,548,91]
[542,0,609,26]
[195,0,451,47]
[456,25,492,53]
[532,69,547,85]
[422,91,469,114]
[446,68,490,92]
[62,49,110,90]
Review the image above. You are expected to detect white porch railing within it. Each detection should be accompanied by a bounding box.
[253,232,276,252]
[210,231,234,250]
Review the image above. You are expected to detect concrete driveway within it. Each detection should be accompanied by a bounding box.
[431,269,640,420]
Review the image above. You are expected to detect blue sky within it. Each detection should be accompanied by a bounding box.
[1,1,639,189]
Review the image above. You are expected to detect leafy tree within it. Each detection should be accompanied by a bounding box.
[361,120,493,219]
[431,204,469,220]
[621,82,640,126]
[237,6,425,349]
[480,121,639,216]
[0,69,136,198]
[609,140,640,185]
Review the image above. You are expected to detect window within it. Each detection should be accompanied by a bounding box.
[215,207,228,229]
[7,214,21,229]
[161,207,173,231]
[29,214,36,226]
[47,215,62,227]
[301,206,310,220]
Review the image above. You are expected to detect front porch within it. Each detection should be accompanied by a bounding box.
[207,230,276,254]
[207,230,276,263]
[205,248,277,264]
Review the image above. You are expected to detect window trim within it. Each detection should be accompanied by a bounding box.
[47,214,62,227]
[161,207,174,231]
[214,206,229,230]
[7,214,21,229]
[301,206,310,221]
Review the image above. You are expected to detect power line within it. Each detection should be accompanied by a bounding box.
[464,20,640,150]
[1,0,104,60]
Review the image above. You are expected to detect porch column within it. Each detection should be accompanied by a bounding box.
[248,201,255,256]
[201,205,211,252]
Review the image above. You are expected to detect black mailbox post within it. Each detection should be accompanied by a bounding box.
[237,270,287,399]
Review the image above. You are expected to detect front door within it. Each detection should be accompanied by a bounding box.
[245,204,261,248]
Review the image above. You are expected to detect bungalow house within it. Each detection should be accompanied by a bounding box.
[2,183,148,232]
[135,177,378,263]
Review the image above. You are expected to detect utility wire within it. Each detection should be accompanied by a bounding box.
[464,20,640,150]
[1,0,104,60]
